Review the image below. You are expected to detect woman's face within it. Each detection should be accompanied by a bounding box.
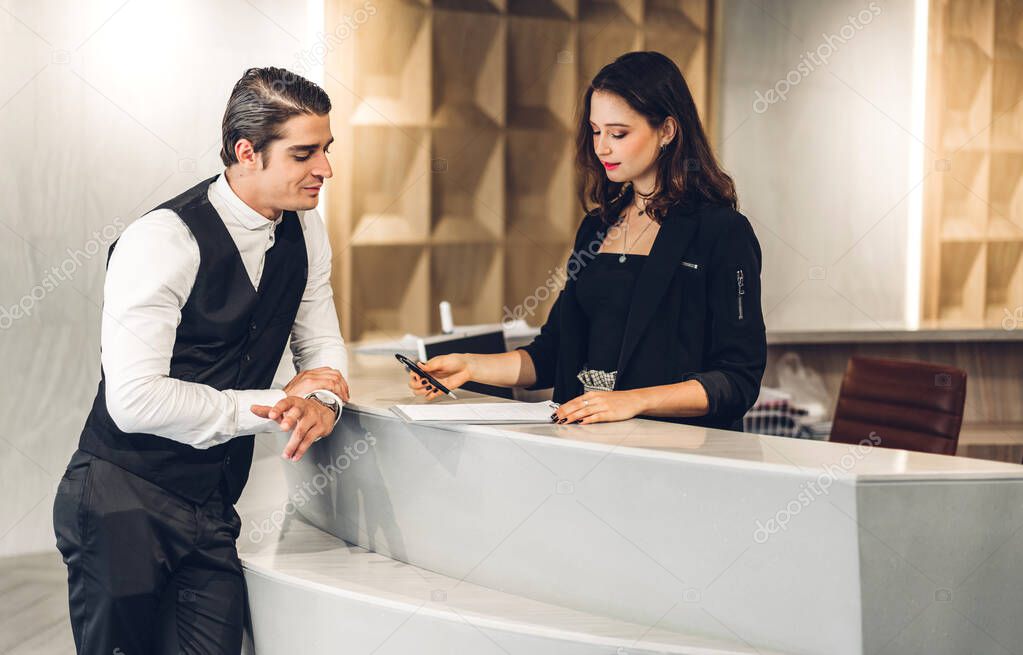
[589,90,670,187]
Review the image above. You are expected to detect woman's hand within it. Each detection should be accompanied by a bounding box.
[553,390,647,424]
[407,354,474,401]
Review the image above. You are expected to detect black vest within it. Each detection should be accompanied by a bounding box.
[79,175,308,504]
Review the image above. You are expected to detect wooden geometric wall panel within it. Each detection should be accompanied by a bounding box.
[325,0,714,341]
[923,0,1023,327]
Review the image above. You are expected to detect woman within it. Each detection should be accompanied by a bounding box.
[409,51,766,431]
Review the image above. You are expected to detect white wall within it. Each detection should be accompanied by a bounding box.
[718,0,923,331]
[0,0,322,556]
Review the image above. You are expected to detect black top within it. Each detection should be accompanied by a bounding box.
[518,199,767,432]
[575,253,646,372]
[78,175,309,504]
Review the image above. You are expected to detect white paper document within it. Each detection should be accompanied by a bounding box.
[390,401,558,424]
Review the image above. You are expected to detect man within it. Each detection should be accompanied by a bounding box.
[52,67,349,654]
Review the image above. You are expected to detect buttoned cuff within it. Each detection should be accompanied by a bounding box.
[237,388,288,436]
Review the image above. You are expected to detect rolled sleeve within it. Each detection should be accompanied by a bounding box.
[687,212,767,423]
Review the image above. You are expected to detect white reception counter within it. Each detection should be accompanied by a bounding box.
[236,353,1023,655]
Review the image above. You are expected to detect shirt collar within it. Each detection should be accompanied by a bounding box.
[212,171,283,230]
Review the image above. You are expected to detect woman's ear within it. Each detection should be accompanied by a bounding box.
[660,117,678,146]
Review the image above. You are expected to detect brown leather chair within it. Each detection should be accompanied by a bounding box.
[829,356,967,455]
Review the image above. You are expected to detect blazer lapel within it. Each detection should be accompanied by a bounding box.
[614,203,700,381]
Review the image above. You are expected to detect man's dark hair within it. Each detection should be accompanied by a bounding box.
[220,67,331,167]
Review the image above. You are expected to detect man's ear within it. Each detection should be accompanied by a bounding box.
[234,139,260,169]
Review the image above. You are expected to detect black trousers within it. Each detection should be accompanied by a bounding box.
[53,449,246,654]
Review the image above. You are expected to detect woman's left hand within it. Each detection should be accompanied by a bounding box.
[553,390,646,425]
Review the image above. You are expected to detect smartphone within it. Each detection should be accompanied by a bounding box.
[395,353,457,399]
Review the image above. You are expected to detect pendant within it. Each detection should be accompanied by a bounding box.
[619,254,627,263]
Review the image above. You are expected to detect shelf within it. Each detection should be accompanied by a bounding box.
[431,10,505,127]
[503,240,573,326]
[507,0,576,19]
[350,245,430,341]
[351,126,431,244]
[507,16,577,130]
[577,22,642,95]
[351,0,431,125]
[430,127,504,240]
[578,0,641,24]
[506,129,576,241]
[327,0,715,341]
[643,25,707,109]
[994,0,1023,59]
[944,0,994,53]
[766,327,1023,345]
[644,0,706,29]
[430,243,504,330]
[941,25,990,149]
[940,149,989,239]
[925,1,1023,330]
[985,241,1023,325]
[937,241,987,325]
[432,0,504,13]
[991,55,1023,150]
[988,152,1023,242]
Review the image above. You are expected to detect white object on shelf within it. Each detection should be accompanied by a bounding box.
[439,300,454,334]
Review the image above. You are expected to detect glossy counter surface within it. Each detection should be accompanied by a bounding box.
[240,353,1023,655]
[341,354,1023,482]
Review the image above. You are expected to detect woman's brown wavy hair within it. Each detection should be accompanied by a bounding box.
[576,51,737,225]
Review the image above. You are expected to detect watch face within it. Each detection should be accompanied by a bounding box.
[314,393,339,410]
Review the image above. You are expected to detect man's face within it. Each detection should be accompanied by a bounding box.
[256,113,333,212]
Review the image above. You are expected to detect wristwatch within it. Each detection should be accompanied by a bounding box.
[305,390,342,425]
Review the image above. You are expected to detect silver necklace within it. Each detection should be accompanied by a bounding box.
[619,205,655,263]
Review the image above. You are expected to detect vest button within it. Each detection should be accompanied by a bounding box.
[250,322,257,331]
[224,455,231,466]
[244,354,252,362]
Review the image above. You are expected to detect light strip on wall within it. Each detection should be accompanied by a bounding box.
[305,0,329,218]
[305,0,326,85]
[905,0,929,330]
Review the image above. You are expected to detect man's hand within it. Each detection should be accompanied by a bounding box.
[251,396,336,462]
[284,367,350,402]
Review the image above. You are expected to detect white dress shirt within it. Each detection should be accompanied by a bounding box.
[101,172,348,449]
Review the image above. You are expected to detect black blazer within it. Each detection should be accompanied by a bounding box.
[518,199,767,431]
